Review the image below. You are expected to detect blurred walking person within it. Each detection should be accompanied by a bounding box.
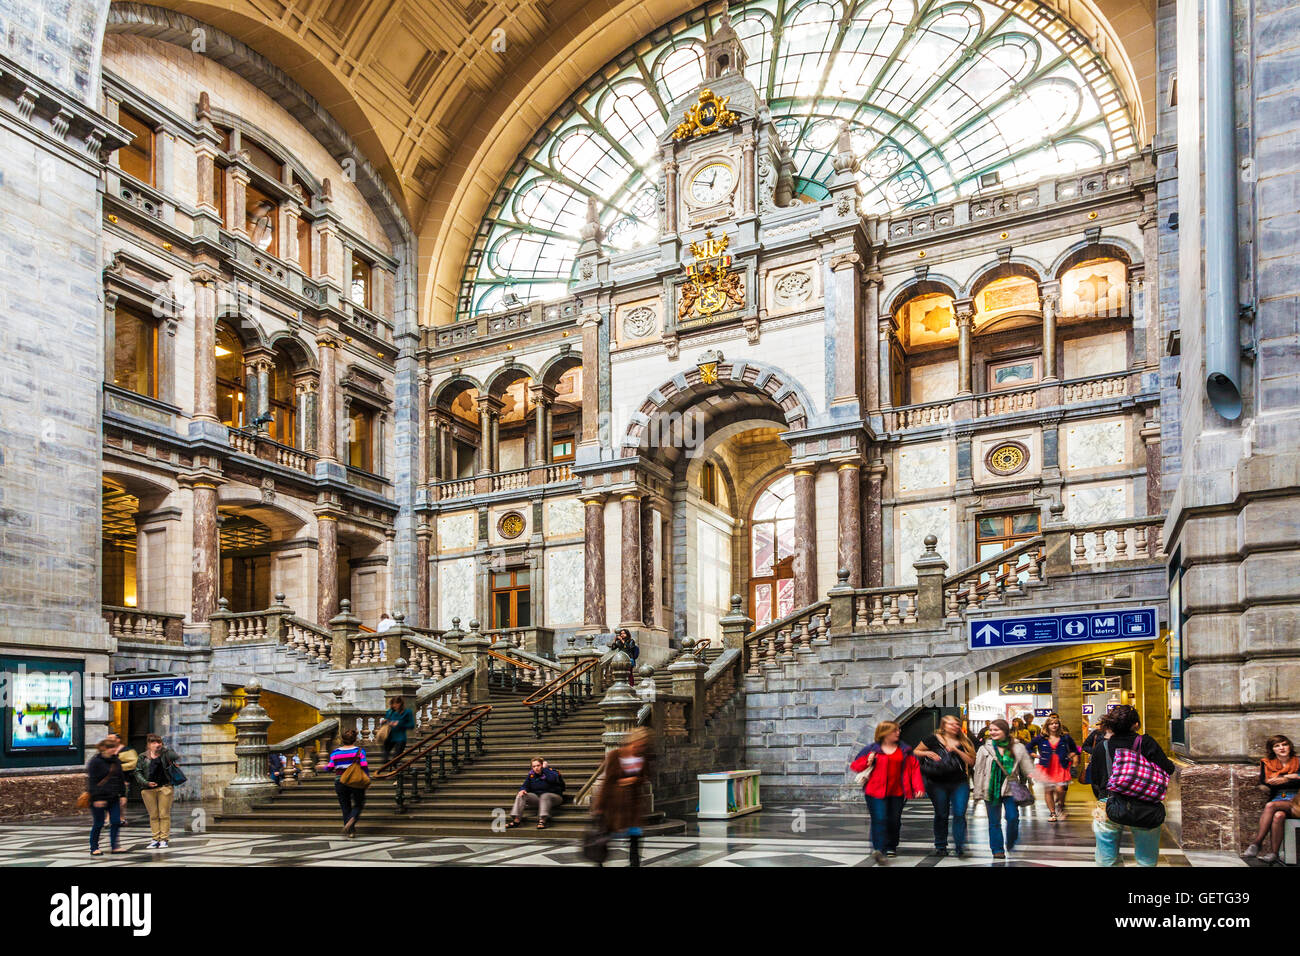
[591,727,654,866]
[915,714,976,857]
[849,721,924,863]
[85,738,128,857]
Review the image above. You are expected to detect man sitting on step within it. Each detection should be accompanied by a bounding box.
[508,757,566,830]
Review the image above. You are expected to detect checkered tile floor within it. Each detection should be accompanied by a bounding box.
[0,799,1244,867]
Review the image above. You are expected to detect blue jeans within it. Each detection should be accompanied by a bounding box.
[865,795,904,852]
[928,781,970,850]
[1093,800,1162,866]
[89,801,121,851]
[984,796,1019,854]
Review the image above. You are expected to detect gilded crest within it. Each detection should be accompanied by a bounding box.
[698,362,719,385]
[679,231,744,323]
[673,89,738,140]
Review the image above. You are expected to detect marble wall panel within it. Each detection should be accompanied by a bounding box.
[895,504,952,584]
[546,546,585,626]
[438,512,477,551]
[1063,331,1127,379]
[909,361,958,404]
[1065,418,1128,472]
[438,557,476,629]
[545,498,584,537]
[897,442,951,493]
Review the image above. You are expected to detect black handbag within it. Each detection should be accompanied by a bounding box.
[920,745,967,782]
[581,816,610,864]
[1105,793,1166,829]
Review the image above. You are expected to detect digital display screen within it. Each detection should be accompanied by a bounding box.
[6,668,78,752]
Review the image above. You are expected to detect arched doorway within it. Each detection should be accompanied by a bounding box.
[749,473,797,628]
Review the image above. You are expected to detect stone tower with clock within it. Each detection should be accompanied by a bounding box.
[656,15,796,349]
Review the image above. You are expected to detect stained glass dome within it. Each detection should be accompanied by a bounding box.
[460,0,1138,317]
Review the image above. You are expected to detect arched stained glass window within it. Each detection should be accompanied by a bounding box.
[460,0,1138,317]
[750,473,797,627]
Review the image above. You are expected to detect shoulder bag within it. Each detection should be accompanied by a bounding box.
[1101,740,1166,829]
[1005,745,1033,805]
[339,750,372,790]
[920,740,968,782]
[166,754,187,786]
[1106,735,1170,802]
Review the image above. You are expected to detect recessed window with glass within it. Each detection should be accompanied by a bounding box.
[215,323,245,427]
[976,512,1041,581]
[245,184,278,256]
[117,105,154,186]
[348,404,375,472]
[268,351,297,447]
[351,255,372,309]
[551,434,574,463]
[491,569,531,628]
[987,356,1041,391]
[750,474,796,627]
[701,461,719,505]
[112,305,158,399]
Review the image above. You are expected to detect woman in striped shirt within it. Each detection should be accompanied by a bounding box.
[326,729,369,838]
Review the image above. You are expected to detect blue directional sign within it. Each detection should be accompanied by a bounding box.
[969,606,1158,649]
[110,676,191,701]
[1083,704,1095,715]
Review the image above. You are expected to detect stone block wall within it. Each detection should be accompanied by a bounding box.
[651,693,747,817]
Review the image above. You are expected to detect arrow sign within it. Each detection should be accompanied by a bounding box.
[968,607,1158,650]
[110,676,192,702]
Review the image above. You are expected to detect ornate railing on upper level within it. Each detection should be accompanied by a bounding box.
[703,648,743,718]
[484,625,556,658]
[883,371,1143,433]
[429,295,581,351]
[102,606,185,644]
[851,585,924,629]
[432,462,579,502]
[226,427,317,474]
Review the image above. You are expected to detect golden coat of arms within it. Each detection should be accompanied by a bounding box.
[673,89,738,140]
[678,232,745,322]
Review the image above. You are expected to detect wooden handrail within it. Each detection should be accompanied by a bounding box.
[486,647,536,670]
[374,704,492,780]
[522,657,597,707]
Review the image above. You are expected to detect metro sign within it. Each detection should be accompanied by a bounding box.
[110,677,191,701]
[969,607,1158,649]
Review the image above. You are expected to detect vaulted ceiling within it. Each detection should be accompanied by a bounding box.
[141,0,1157,324]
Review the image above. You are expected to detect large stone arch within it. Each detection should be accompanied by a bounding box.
[1049,236,1144,279]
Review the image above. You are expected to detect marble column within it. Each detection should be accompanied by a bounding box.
[316,507,340,624]
[582,494,608,632]
[829,252,863,405]
[663,158,679,235]
[1040,282,1060,381]
[580,313,602,445]
[741,137,756,215]
[476,396,501,473]
[792,466,818,608]
[864,273,883,414]
[641,503,658,629]
[865,462,886,587]
[188,477,222,623]
[619,493,644,627]
[316,335,339,462]
[489,410,500,471]
[836,462,863,587]
[416,521,431,628]
[878,318,896,410]
[229,161,250,238]
[296,377,317,453]
[192,268,219,422]
[955,301,975,395]
[529,384,554,466]
[417,370,430,487]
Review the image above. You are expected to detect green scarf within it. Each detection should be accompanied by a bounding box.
[988,739,1016,801]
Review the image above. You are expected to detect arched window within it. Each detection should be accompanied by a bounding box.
[215,323,245,427]
[750,473,797,627]
[269,346,298,447]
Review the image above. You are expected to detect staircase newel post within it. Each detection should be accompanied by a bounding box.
[912,536,949,624]
[668,637,707,736]
[382,664,421,730]
[598,649,640,751]
[719,594,754,650]
[828,568,855,634]
[222,678,279,814]
[384,611,412,667]
[456,619,492,703]
[329,599,361,669]
[267,592,291,645]
[576,635,605,694]
[209,597,231,646]
[1043,500,1072,580]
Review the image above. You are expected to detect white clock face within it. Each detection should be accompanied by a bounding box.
[689,163,735,205]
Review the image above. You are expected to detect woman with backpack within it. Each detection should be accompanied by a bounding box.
[326,728,370,838]
[131,734,183,849]
[914,714,975,858]
[849,721,924,863]
[1243,734,1300,863]
[1089,704,1176,867]
[972,719,1035,860]
[1030,714,1079,822]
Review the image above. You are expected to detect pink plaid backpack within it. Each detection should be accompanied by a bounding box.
[1106,735,1169,802]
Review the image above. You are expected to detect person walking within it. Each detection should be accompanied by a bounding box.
[591,727,654,867]
[849,721,924,863]
[132,734,182,849]
[1089,704,1176,867]
[1243,734,1300,863]
[972,719,1035,860]
[326,729,370,838]
[86,738,128,857]
[508,757,566,829]
[914,714,975,858]
[381,696,416,763]
[1030,715,1078,822]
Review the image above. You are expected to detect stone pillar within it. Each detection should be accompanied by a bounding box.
[619,492,644,627]
[719,594,754,649]
[598,650,640,750]
[741,138,756,215]
[878,316,897,410]
[668,646,707,734]
[865,461,885,587]
[530,384,554,466]
[1142,422,1162,515]
[581,494,607,632]
[295,377,317,452]
[580,313,602,446]
[185,474,222,624]
[864,273,883,414]
[829,252,863,405]
[221,679,278,814]
[476,395,501,473]
[1052,664,1085,742]
[911,534,949,623]
[417,370,431,487]
[456,619,493,703]
[836,461,863,587]
[316,505,342,624]
[316,334,339,462]
[663,158,678,235]
[955,300,975,395]
[1040,282,1060,381]
[791,466,818,608]
[416,520,431,628]
[192,267,219,423]
[229,161,250,237]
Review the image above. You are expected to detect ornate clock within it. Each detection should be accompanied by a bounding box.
[498,511,526,539]
[986,441,1030,477]
[689,162,735,206]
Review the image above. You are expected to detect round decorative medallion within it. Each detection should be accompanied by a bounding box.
[986,441,1030,477]
[498,511,526,539]
[623,305,657,339]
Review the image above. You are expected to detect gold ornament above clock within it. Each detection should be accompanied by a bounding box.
[678,231,745,322]
[673,89,738,139]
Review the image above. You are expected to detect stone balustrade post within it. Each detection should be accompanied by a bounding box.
[719,594,754,649]
[912,534,949,623]
[383,610,412,666]
[266,591,291,644]
[456,618,493,703]
[575,635,606,693]
[222,679,279,813]
[209,597,231,646]
[329,599,361,669]
[668,638,706,735]
[382,665,421,710]
[828,569,855,635]
[1043,501,1072,579]
[598,649,640,751]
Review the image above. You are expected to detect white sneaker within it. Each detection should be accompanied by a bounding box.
[157,841,169,849]
[1259,851,1278,864]
[146,841,160,849]
[1242,843,1259,859]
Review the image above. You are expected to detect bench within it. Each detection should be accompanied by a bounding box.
[1281,818,1300,864]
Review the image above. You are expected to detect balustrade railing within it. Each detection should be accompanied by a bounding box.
[268,719,338,785]
[437,477,476,500]
[210,600,277,644]
[703,648,743,718]
[483,626,556,658]
[1068,516,1165,564]
[102,606,184,644]
[225,427,317,475]
[284,615,333,664]
[375,704,491,812]
[944,536,1046,618]
[1062,373,1128,403]
[851,586,923,629]
[976,386,1037,416]
[402,633,463,681]
[744,600,831,675]
[412,666,475,732]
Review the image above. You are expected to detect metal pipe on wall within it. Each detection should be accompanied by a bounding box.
[1204,0,1243,420]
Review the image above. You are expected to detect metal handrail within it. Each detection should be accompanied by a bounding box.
[486,647,536,670]
[522,657,597,706]
[374,704,492,778]
[373,703,492,813]
[521,658,599,737]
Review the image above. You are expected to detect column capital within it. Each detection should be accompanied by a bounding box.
[829,251,863,273]
[579,491,608,506]
[316,333,341,350]
[954,300,975,325]
[177,469,226,490]
[192,265,220,286]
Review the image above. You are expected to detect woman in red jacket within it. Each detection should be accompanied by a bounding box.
[849,721,925,863]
